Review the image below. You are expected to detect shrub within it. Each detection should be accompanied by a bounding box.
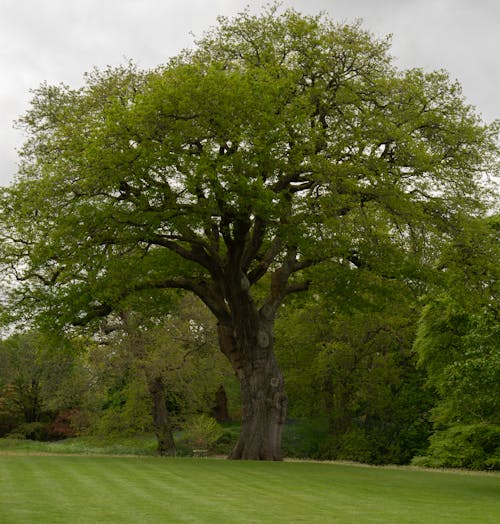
[8,422,48,441]
[210,424,240,455]
[412,424,500,470]
[181,414,223,451]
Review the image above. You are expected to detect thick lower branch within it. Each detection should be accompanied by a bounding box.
[147,234,218,273]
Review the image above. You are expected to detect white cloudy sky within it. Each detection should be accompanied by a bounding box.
[1,0,499,186]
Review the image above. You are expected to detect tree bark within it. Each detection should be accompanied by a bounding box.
[147,375,176,456]
[213,385,230,423]
[218,319,288,460]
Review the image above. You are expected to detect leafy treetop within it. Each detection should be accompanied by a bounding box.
[1,5,498,331]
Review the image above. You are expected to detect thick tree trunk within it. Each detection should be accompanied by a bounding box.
[230,352,287,460]
[147,375,176,456]
[218,320,288,460]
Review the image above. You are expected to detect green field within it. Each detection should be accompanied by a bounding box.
[0,453,498,523]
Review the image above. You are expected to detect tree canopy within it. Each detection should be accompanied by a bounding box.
[1,6,498,459]
[412,215,500,469]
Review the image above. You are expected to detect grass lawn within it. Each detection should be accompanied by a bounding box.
[0,452,499,523]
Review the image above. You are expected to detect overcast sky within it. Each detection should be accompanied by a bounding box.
[1,0,499,186]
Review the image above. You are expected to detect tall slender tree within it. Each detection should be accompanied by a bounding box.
[1,7,497,459]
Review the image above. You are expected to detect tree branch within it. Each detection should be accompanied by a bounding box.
[147,234,218,273]
[241,215,267,272]
[259,248,313,319]
[247,236,283,284]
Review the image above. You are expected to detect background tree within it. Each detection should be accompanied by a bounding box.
[413,215,500,470]
[87,295,231,455]
[0,332,88,439]
[276,264,433,464]
[1,6,497,459]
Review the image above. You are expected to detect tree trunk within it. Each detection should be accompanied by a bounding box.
[147,375,176,456]
[213,385,230,423]
[218,320,288,460]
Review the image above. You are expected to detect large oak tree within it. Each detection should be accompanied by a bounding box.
[1,7,497,459]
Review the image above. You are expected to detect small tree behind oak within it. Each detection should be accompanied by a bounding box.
[83,293,228,455]
[1,6,497,459]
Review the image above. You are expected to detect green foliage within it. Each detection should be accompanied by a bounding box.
[0,383,23,436]
[210,423,241,455]
[276,275,433,464]
[413,215,500,469]
[1,5,495,333]
[416,302,499,426]
[412,424,500,471]
[6,421,48,441]
[180,414,223,450]
[91,376,154,437]
[82,295,231,447]
[0,435,158,455]
[0,5,497,461]
[0,331,90,438]
[281,419,330,459]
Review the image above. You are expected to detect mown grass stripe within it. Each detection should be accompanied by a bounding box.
[0,455,498,523]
